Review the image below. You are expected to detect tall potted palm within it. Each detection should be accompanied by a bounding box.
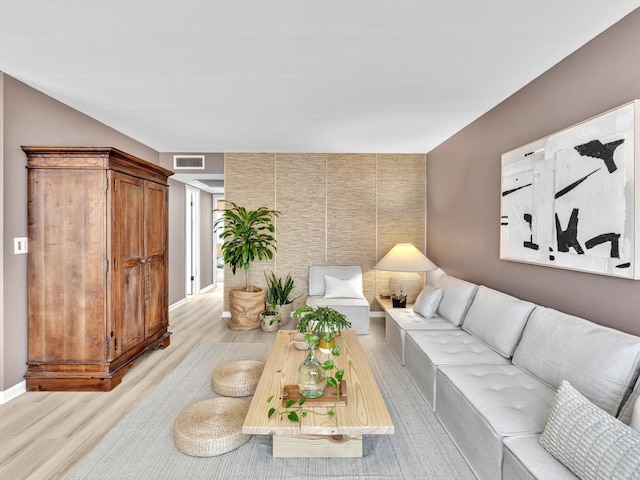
[214,201,279,330]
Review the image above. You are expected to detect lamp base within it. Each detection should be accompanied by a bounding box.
[389,272,423,304]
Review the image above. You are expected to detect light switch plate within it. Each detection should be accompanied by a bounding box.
[14,237,28,254]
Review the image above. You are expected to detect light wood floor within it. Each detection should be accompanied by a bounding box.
[0,286,384,480]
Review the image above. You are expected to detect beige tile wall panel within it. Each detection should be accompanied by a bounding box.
[221,152,426,315]
[326,154,378,305]
[375,154,427,307]
[223,153,277,311]
[275,153,327,311]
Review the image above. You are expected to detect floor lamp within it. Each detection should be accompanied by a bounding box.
[375,243,437,303]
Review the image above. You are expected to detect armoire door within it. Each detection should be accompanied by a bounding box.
[144,180,169,337]
[112,172,146,357]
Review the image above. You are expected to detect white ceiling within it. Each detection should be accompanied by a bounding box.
[0,1,639,154]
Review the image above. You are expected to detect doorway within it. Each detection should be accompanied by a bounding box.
[185,186,200,295]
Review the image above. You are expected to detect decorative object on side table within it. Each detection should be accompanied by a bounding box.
[264,271,300,326]
[214,201,279,330]
[391,290,407,308]
[260,309,280,332]
[293,305,352,353]
[375,243,437,303]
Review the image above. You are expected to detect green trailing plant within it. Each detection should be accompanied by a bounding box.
[294,305,352,344]
[266,334,344,422]
[264,272,300,306]
[213,201,279,291]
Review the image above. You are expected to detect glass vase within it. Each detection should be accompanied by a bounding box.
[298,343,326,398]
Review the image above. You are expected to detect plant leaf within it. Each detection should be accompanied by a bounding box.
[322,360,335,370]
[331,345,341,356]
[267,394,274,403]
[299,397,306,406]
[285,399,295,408]
[335,369,344,382]
[328,409,335,417]
[326,377,337,387]
[288,411,299,422]
[268,408,276,418]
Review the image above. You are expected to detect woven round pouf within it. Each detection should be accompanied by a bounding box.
[211,360,264,397]
[174,397,250,457]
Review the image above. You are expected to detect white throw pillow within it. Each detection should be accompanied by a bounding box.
[412,286,443,318]
[323,274,365,299]
[540,380,640,480]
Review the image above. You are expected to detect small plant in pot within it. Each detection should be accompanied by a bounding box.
[265,272,300,326]
[391,289,407,308]
[260,309,280,332]
[214,201,279,330]
[293,305,351,353]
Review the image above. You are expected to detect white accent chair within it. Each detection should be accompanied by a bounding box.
[304,266,370,334]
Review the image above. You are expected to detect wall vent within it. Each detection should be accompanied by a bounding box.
[174,155,205,170]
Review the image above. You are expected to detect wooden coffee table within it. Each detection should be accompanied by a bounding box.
[243,330,394,457]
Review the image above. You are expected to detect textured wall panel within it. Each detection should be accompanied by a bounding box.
[223,153,276,310]
[327,154,378,304]
[376,154,427,305]
[222,152,427,315]
[275,153,327,310]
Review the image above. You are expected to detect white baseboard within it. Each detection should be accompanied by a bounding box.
[370,311,385,318]
[199,283,215,294]
[1,380,26,404]
[169,298,187,311]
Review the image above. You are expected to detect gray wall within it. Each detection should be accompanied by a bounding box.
[1,74,159,390]
[167,178,186,305]
[427,9,640,336]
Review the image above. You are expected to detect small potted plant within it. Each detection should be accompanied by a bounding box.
[293,305,351,352]
[260,308,280,332]
[265,272,300,326]
[392,289,407,308]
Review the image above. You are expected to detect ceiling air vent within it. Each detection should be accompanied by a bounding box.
[174,155,205,170]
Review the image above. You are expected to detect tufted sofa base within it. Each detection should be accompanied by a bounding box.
[436,364,556,480]
[405,330,510,410]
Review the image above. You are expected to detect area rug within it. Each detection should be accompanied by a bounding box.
[68,342,476,479]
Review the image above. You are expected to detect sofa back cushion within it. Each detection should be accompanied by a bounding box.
[461,286,535,358]
[308,266,362,296]
[434,275,478,326]
[513,306,640,416]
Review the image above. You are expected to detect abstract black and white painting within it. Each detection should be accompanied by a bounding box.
[500,101,639,278]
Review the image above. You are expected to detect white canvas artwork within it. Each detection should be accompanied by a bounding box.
[500,100,639,278]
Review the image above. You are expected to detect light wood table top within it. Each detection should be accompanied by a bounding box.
[243,329,394,457]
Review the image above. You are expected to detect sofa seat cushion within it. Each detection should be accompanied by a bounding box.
[438,364,556,436]
[435,364,556,480]
[306,295,369,308]
[434,275,478,326]
[404,330,510,411]
[386,308,459,331]
[503,435,578,480]
[513,306,640,416]
[436,365,555,480]
[407,330,511,367]
[461,286,535,358]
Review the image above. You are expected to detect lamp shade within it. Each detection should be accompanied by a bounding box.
[375,244,437,272]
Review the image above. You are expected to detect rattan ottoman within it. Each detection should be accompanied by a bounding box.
[211,360,264,397]
[174,397,250,457]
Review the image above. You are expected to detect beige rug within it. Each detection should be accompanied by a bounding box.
[68,342,476,479]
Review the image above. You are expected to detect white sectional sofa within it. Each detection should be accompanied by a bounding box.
[305,266,370,334]
[384,274,640,480]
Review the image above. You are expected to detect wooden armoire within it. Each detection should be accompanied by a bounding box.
[23,147,173,391]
